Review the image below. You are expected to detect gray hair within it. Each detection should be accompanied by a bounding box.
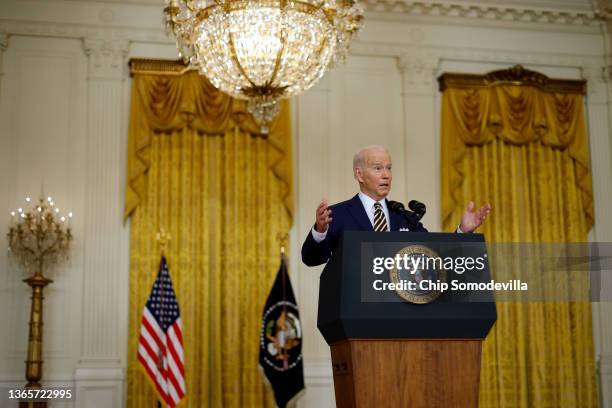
[353,145,389,180]
[353,145,389,169]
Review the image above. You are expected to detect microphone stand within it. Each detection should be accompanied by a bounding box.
[388,200,422,231]
[402,211,421,231]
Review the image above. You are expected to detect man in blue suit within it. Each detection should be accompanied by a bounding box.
[301,145,491,266]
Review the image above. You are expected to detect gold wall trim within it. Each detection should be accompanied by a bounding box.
[129,58,193,76]
[438,65,586,94]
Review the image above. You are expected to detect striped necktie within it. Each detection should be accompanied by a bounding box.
[373,202,388,232]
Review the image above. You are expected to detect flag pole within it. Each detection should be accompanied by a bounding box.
[156,228,170,257]
[277,232,288,258]
[276,233,289,307]
[155,229,169,408]
[155,228,170,348]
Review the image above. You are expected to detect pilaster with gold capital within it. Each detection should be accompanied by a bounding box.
[397,53,441,230]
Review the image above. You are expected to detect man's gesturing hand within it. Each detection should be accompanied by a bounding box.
[315,199,333,233]
[459,201,491,233]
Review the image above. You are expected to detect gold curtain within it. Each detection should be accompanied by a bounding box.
[125,70,292,407]
[441,81,598,407]
[124,71,293,221]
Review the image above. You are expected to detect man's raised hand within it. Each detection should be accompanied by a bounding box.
[459,201,491,233]
[315,199,333,233]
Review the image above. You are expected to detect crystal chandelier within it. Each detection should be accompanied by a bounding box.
[164,0,364,129]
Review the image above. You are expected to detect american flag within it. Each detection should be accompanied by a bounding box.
[137,256,186,407]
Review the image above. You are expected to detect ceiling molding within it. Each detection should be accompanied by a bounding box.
[0,18,603,72]
[0,0,604,32]
[362,0,601,26]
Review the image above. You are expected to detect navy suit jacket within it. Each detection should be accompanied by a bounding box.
[301,194,428,266]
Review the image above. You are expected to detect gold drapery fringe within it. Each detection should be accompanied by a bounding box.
[124,67,293,222]
[440,67,598,407]
[125,67,292,407]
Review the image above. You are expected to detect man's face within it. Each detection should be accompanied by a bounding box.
[355,149,392,201]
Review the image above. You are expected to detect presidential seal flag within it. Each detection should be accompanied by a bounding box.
[259,255,305,407]
[137,256,186,408]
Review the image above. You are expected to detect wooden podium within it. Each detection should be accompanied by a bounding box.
[317,232,497,408]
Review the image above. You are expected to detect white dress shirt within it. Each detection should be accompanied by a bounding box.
[358,192,390,231]
[311,192,391,243]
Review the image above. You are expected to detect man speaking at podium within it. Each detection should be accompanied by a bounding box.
[301,145,491,267]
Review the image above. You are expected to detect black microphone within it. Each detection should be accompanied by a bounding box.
[388,200,420,231]
[408,200,426,220]
[387,200,411,215]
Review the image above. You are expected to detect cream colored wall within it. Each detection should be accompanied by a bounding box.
[0,36,89,405]
[0,1,611,407]
[0,32,131,407]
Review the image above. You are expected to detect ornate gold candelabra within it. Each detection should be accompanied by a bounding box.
[7,196,72,398]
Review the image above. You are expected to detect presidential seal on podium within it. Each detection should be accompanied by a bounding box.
[389,245,447,304]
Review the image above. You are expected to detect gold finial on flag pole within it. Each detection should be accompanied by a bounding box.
[277,232,289,255]
[156,228,171,256]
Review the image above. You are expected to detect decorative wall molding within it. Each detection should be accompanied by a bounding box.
[0,12,605,73]
[362,0,601,26]
[303,360,334,387]
[83,38,129,79]
[0,32,7,51]
[0,32,7,95]
[398,53,440,95]
[299,361,336,407]
[0,32,8,79]
[0,0,604,46]
[351,43,604,71]
[0,20,169,45]
[353,43,606,101]
[75,367,124,408]
[436,49,602,71]
[18,0,600,29]
[582,64,609,104]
